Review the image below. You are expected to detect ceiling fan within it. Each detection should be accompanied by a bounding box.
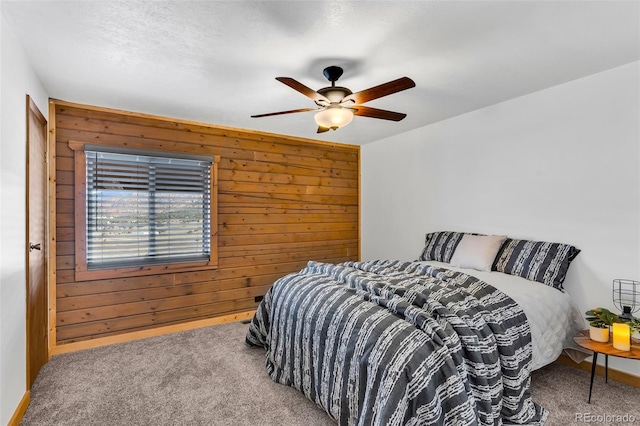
[251,66,416,133]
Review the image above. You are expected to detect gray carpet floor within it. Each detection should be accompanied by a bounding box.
[21,321,640,426]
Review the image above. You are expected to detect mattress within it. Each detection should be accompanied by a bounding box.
[417,260,583,370]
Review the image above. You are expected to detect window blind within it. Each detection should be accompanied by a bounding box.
[85,150,211,269]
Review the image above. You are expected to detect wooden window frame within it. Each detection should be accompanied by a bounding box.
[69,141,219,281]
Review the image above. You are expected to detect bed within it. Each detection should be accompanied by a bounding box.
[246,233,581,425]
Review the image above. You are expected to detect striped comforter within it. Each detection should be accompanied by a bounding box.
[246,260,548,425]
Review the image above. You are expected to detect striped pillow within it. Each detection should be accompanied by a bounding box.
[492,239,580,291]
[419,231,465,263]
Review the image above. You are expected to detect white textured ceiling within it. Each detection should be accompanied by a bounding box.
[2,1,639,145]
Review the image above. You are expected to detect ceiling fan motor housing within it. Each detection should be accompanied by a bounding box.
[317,86,353,103]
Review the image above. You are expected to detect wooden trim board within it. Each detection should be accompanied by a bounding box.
[357,147,361,261]
[50,310,255,355]
[7,391,30,426]
[48,99,57,350]
[556,353,640,389]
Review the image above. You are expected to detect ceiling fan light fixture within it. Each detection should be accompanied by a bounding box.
[314,106,354,130]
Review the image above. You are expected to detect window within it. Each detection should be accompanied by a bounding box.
[71,142,218,280]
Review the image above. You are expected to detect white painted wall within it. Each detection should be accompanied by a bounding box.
[0,13,49,425]
[362,61,640,375]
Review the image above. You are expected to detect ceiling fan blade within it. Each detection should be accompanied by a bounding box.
[251,107,321,118]
[276,77,330,104]
[352,106,407,121]
[317,126,331,133]
[343,77,415,105]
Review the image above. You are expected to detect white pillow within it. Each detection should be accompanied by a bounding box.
[449,234,507,271]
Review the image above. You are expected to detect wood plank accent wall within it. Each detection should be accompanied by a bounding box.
[51,100,360,345]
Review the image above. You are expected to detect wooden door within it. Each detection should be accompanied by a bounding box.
[26,95,48,388]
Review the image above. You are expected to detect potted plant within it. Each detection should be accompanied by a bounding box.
[585,308,620,342]
[629,317,640,338]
